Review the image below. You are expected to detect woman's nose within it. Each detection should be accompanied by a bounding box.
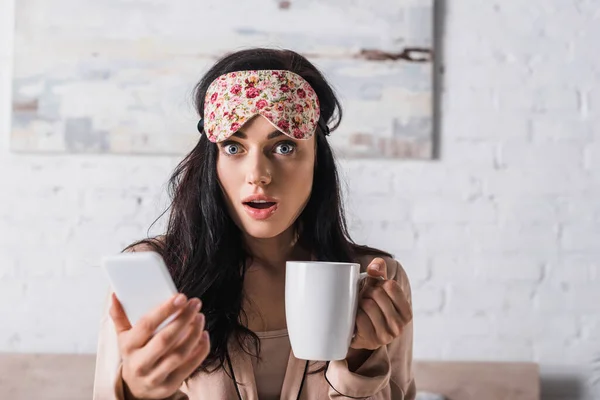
[247,170,272,186]
[246,156,272,186]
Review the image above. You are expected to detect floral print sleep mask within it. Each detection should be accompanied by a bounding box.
[200,70,326,143]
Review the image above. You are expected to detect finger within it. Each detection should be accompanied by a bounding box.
[128,293,189,349]
[140,299,202,367]
[171,312,205,351]
[359,297,394,345]
[363,286,404,337]
[109,293,132,334]
[149,315,205,383]
[174,313,206,347]
[351,308,376,347]
[367,258,388,280]
[381,280,413,324]
[164,331,211,387]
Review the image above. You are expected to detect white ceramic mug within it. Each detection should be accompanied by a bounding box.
[285,261,372,361]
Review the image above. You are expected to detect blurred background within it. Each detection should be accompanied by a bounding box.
[0,0,599,399]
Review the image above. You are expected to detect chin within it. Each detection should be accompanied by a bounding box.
[239,219,290,240]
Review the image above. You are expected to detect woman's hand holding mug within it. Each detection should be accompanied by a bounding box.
[109,293,210,400]
[347,257,413,367]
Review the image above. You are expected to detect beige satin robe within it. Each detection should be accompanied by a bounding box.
[92,254,416,400]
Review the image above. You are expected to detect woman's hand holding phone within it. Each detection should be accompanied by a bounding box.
[109,292,210,400]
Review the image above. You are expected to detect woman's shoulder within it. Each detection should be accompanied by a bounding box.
[353,244,412,294]
[355,250,408,284]
[124,235,166,253]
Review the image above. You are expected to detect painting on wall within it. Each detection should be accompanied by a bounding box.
[11,0,434,159]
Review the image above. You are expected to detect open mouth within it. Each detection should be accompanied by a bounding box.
[244,201,277,209]
[242,199,279,220]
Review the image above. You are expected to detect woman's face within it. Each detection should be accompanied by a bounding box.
[216,115,316,239]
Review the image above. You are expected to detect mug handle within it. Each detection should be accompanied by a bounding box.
[358,271,385,290]
[352,273,385,339]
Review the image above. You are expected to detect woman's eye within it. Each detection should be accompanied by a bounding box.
[274,142,296,155]
[223,143,241,155]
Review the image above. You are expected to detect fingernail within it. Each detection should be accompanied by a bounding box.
[202,331,209,341]
[187,299,198,310]
[195,299,202,312]
[196,313,204,325]
[370,263,381,272]
[174,294,187,307]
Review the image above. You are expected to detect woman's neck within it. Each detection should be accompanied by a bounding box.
[243,227,309,272]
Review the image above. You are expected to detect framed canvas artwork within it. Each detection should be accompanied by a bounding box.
[11,0,434,158]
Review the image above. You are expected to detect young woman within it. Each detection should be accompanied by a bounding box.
[93,48,415,400]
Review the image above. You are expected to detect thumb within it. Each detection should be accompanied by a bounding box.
[109,293,132,334]
[367,258,388,280]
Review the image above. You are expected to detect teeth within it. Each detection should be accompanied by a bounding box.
[251,200,268,203]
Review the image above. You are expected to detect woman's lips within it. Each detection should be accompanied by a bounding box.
[243,202,278,220]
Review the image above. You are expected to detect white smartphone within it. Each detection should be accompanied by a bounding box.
[102,251,180,334]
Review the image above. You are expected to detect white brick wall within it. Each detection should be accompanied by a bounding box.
[1,0,599,398]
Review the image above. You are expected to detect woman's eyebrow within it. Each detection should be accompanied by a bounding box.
[232,131,247,139]
[267,130,283,139]
[232,130,283,140]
